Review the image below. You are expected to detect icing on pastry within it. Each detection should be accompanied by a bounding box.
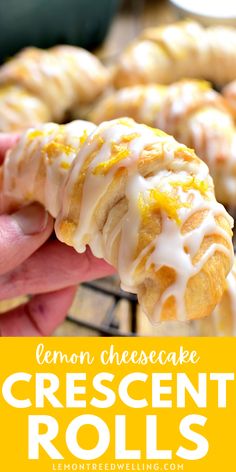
[2,118,233,322]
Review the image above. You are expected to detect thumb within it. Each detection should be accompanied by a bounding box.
[0,203,53,275]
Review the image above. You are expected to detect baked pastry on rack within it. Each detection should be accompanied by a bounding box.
[89,80,236,206]
[113,20,236,88]
[0,118,233,322]
[0,45,109,132]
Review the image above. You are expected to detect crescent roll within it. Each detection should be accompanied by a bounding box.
[223,80,236,115]
[0,45,109,131]
[211,258,236,336]
[1,118,233,322]
[89,80,236,206]
[113,20,236,88]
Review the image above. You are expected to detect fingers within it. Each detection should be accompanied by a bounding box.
[0,286,77,336]
[0,133,19,163]
[0,241,115,299]
[0,203,53,276]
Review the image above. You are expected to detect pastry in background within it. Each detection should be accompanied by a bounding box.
[113,20,236,88]
[0,45,109,131]
[89,80,236,206]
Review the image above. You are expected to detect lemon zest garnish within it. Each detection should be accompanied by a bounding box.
[79,129,88,145]
[196,80,211,91]
[42,141,75,160]
[175,146,196,161]
[28,126,65,141]
[122,133,140,143]
[138,188,190,225]
[90,134,105,147]
[170,177,208,196]
[60,161,71,170]
[97,136,105,147]
[93,143,130,175]
[28,129,48,140]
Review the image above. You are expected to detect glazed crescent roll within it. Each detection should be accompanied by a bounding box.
[113,20,236,88]
[0,45,109,131]
[89,80,236,206]
[1,118,233,322]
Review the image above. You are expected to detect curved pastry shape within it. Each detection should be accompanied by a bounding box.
[114,20,236,88]
[89,80,236,206]
[90,84,168,126]
[1,118,233,322]
[0,45,109,131]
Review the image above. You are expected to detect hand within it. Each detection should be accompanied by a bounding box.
[0,134,115,336]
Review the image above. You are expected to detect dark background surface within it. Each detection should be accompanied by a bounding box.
[0,0,120,62]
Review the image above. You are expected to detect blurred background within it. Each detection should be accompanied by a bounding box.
[1,0,236,64]
[0,0,235,337]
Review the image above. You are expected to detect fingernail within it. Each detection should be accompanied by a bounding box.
[12,203,48,235]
